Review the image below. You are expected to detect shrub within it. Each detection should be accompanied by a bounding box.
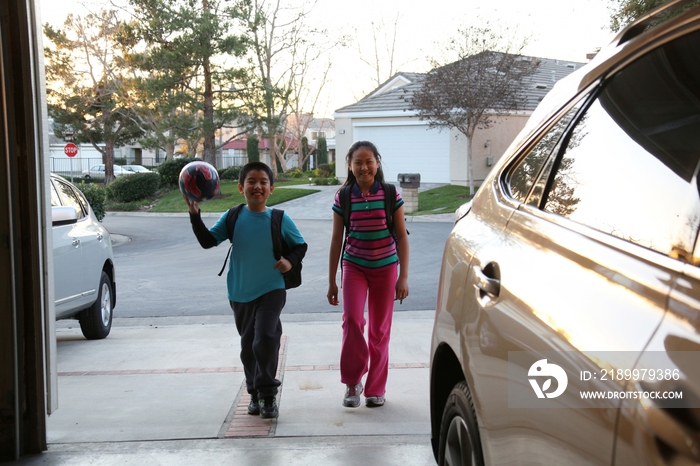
[106,172,161,203]
[314,177,340,186]
[105,200,149,212]
[286,168,304,178]
[316,163,334,178]
[114,157,127,166]
[76,182,107,221]
[157,157,199,187]
[275,172,291,183]
[219,166,241,181]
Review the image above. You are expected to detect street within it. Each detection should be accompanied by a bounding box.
[101,214,453,318]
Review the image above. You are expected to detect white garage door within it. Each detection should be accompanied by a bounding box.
[354,125,449,184]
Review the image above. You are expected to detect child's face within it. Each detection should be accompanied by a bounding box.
[238,169,274,211]
[350,147,378,185]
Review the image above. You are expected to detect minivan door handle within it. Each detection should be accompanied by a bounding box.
[72,238,80,248]
[474,265,500,296]
[473,263,501,307]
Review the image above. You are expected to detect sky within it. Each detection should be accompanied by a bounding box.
[38,0,615,117]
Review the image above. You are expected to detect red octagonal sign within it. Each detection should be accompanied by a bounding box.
[64,143,78,157]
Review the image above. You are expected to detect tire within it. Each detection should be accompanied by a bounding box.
[79,271,113,340]
[438,381,484,466]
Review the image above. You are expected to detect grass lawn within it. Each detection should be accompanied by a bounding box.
[409,185,475,216]
[150,181,319,213]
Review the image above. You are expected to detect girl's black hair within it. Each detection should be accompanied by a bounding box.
[239,161,274,186]
[342,140,385,187]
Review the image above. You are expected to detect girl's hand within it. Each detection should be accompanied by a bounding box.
[327,283,339,306]
[395,276,409,303]
[274,257,292,273]
[182,193,200,214]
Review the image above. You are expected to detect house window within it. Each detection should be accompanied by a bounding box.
[311,131,325,140]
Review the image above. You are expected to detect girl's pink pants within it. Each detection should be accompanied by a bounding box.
[340,261,398,397]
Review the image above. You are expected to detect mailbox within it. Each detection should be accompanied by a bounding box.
[397,173,420,189]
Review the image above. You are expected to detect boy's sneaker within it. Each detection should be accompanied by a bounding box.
[259,397,279,419]
[365,395,385,408]
[343,383,363,408]
[247,396,260,415]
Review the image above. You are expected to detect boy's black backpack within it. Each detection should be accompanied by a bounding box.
[217,204,306,289]
[338,182,407,239]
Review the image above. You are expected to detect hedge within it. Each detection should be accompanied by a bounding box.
[76,182,107,222]
[106,172,161,203]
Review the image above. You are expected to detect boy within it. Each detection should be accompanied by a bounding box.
[184,161,307,419]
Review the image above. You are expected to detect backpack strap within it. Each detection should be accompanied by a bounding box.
[339,185,352,234]
[218,204,245,276]
[381,182,396,235]
[270,208,284,260]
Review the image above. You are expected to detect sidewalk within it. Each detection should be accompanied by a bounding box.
[109,183,455,223]
[19,312,437,465]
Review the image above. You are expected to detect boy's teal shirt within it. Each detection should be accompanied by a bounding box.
[209,206,306,303]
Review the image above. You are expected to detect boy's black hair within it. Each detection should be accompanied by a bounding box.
[239,161,274,186]
[342,140,385,188]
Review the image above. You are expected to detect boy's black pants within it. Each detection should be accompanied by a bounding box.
[230,288,286,400]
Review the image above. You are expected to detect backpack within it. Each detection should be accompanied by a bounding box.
[217,204,306,289]
[338,182,407,240]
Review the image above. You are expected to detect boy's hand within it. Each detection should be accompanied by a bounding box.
[182,193,199,214]
[327,283,339,306]
[274,257,292,273]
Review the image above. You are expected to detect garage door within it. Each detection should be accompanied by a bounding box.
[354,125,450,184]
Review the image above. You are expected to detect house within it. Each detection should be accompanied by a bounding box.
[333,56,585,186]
[221,136,307,169]
[305,117,336,164]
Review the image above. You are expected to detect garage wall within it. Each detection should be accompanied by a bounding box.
[353,124,450,184]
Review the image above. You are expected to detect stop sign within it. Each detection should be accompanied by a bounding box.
[64,143,78,157]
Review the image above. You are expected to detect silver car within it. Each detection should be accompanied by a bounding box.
[51,174,116,339]
[430,3,700,465]
[121,165,152,174]
[82,164,131,179]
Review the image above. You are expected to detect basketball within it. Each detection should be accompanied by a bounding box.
[179,161,221,202]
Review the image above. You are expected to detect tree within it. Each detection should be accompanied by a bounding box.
[121,0,251,164]
[608,0,700,32]
[317,136,328,165]
[44,9,143,185]
[301,137,310,171]
[241,0,335,174]
[247,135,260,162]
[354,13,416,94]
[408,24,539,195]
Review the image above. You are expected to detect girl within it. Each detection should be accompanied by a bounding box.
[327,140,410,408]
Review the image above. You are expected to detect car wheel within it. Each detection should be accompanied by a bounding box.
[79,271,113,340]
[438,381,484,466]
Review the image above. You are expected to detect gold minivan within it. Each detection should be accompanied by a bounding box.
[430,2,700,465]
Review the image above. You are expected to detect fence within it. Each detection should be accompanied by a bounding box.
[49,155,249,179]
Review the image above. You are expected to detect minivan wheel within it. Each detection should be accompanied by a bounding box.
[438,381,484,466]
[79,271,113,340]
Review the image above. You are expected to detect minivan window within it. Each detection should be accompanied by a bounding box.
[543,29,700,261]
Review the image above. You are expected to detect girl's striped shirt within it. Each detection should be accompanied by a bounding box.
[332,181,404,268]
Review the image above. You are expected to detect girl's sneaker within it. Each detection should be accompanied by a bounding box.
[343,383,363,408]
[365,395,385,407]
